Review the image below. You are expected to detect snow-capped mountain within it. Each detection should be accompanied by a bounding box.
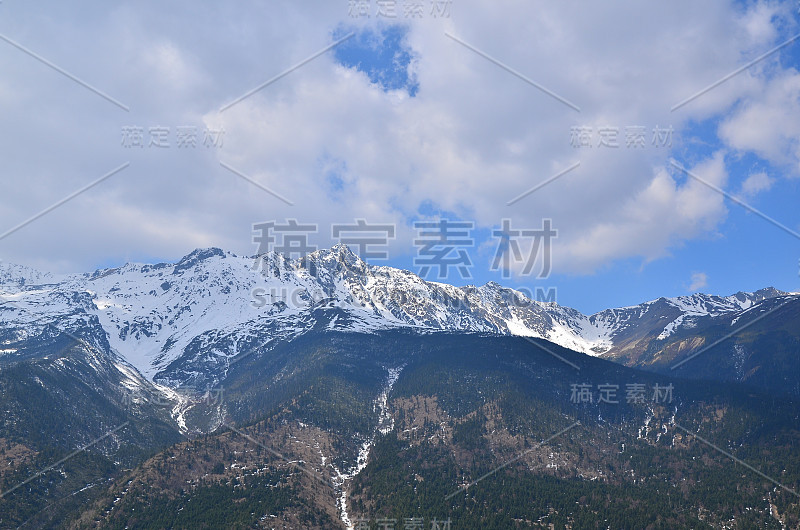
[0,245,792,390]
[587,287,788,353]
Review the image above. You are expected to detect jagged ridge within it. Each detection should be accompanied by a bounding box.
[0,245,791,388]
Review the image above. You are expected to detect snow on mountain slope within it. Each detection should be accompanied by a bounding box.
[0,246,792,386]
[651,290,782,340]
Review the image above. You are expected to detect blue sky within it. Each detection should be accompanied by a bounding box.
[1,1,799,315]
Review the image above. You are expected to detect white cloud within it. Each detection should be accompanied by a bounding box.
[688,272,708,291]
[560,152,729,273]
[0,0,796,276]
[738,1,786,47]
[740,171,775,197]
[719,69,800,174]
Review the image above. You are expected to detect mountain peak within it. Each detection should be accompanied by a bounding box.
[330,242,353,253]
[751,286,785,297]
[172,247,227,274]
[729,287,786,304]
[181,247,226,260]
[328,242,359,260]
[305,243,364,268]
